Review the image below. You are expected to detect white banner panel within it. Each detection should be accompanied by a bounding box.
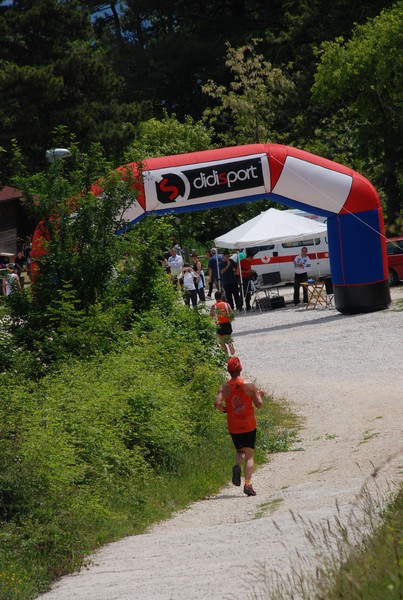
[272,156,352,214]
[121,199,146,225]
[142,154,271,212]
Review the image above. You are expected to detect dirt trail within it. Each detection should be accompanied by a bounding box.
[39,288,403,600]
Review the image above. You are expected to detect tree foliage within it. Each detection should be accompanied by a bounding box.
[202,39,295,146]
[1,0,401,222]
[312,1,403,224]
[0,0,141,178]
[122,112,216,163]
[12,134,137,310]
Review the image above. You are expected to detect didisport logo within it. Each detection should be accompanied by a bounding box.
[193,165,259,190]
[151,156,267,205]
[155,172,190,204]
[186,157,265,199]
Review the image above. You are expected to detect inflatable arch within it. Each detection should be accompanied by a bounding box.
[32,143,391,314]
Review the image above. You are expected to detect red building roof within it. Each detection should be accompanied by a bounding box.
[0,186,23,203]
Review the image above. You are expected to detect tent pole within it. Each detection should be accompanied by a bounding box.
[238,253,246,313]
[314,237,321,279]
[213,248,221,292]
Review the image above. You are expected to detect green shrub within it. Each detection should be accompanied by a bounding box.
[0,301,228,595]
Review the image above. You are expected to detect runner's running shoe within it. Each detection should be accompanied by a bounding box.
[232,464,241,486]
[243,483,256,496]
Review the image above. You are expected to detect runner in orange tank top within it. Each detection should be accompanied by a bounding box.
[210,290,235,356]
[215,356,263,496]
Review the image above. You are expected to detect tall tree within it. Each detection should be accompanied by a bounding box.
[0,0,141,178]
[202,39,295,146]
[311,1,402,225]
[85,1,289,120]
[84,0,396,124]
[12,135,137,309]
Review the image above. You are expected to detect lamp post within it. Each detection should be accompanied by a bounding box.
[45,148,71,163]
[174,216,183,249]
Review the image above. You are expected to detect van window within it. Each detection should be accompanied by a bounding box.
[281,238,321,248]
[245,244,275,255]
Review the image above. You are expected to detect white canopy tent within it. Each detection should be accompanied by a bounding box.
[214,207,327,249]
[214,208,328,311]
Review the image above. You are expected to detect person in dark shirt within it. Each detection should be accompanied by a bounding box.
[219,250,239,310]
[14,250,26,286]
[206,248,222,298]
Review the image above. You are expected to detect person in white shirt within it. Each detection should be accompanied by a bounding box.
[167,247,184,286]
[293,246,311,305]
[182,263,198,307]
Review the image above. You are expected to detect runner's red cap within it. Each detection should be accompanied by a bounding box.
[227,357,242,373]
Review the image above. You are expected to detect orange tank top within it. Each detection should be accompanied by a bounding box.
[212,301,232,324]
[224,377,256,434]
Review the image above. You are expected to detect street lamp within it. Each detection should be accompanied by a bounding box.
[174,216,183,248]
[45,148,71,163]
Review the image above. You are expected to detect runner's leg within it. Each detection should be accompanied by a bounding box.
[243,447,255,482]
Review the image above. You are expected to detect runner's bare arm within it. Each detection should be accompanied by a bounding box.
[246,383,263,409]
[214,384,228,412]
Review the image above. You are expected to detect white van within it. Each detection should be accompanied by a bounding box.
[245,210,331,285]
[245,235,330,284]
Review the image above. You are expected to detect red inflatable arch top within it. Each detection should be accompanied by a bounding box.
[32,144,391,314]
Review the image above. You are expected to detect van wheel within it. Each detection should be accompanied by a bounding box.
[388,268,398,285]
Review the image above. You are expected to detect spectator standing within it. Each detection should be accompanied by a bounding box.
[238,252,257,311]
[2,263,22,296]
[210,291,235,356]
[219,250,239,310]
[25,247,32,281]
[14,250,26,286]
[293,246,311,305]
[190,251,206,302]
[167,247,184,287]
[206,248,222,298]
[169,236,182,256]
[161,251,171,274]
[214,357,263,496]
[182,262,198,308]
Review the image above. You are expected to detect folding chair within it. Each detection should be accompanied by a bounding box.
[245,278,260,312]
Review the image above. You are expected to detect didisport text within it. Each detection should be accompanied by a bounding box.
[193,165,260,190]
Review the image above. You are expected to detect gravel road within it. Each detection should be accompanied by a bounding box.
[38,286,403,600]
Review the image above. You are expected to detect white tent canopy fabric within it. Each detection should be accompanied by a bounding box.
[214,208,327,249]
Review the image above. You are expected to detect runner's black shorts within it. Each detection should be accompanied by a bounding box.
[230,429,257,450]
[217,322,232,336]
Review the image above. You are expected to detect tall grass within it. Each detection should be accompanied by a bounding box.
[315,481,402,600]
[243,461,402,600]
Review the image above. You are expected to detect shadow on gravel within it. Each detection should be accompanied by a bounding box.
[207,494,245,501]
[233,313,352,337]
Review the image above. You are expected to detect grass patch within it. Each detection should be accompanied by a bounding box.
[308,465,335,475]
[254,498,284,520]
[313,433,337,441]
[257,397,302,455]
[320,485,403,600]
[359,429,380,444]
